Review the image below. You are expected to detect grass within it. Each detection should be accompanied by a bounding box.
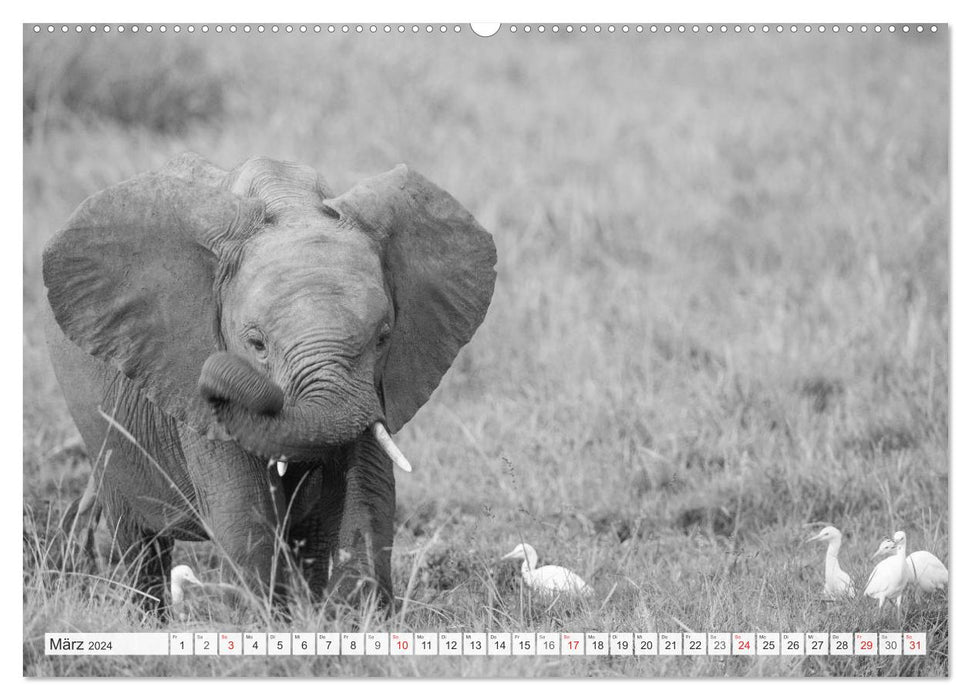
[22,28,949,677]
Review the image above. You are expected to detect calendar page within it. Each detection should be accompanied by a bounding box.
[21,14,949,679]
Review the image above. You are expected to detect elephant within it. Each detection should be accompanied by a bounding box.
[42,152,497,614]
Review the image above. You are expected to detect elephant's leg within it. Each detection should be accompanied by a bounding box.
[179,428,288,602]
[327,434,396,607]
[287,468,341,599]
[105,507,173,619]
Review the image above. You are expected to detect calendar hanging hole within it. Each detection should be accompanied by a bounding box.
[471,23,501,38]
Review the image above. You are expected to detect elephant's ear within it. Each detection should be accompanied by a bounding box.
[42,153,265,431]
[329,165,497,432]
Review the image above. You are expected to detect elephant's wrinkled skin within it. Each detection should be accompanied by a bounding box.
[43,153,496,612]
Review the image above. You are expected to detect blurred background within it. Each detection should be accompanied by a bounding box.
[23,27,949,676]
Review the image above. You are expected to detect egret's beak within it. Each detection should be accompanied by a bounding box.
[501,549,520,560]
[807,533,823,543]
[185,572,203,587]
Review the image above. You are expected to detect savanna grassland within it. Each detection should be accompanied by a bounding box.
[23,26,948,677]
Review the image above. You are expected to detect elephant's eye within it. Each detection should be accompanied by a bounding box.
[377,322,392,345]
[245,333,268,356]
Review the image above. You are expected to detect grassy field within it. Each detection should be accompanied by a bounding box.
[22,27,949,677]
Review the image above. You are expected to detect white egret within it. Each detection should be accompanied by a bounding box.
[170,564,203,619]
[170,565,253,621]
[864,532,908,614]
[806,526,856,599]
[906,550,948,594]
[871,531,948,596]
[501,543,593,597]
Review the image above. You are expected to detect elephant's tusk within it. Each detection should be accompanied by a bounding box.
[268,456,288,477]
[371,423,413,473]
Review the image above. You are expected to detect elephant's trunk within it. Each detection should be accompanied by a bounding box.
[198,351,284,415]
[198,351,378,461]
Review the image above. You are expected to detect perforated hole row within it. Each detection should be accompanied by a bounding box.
[29,24,466,34]
[31,24,941,35]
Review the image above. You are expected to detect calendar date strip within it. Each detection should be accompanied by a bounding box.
[45,632,928,657]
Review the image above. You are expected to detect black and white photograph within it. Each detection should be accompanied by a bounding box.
[21,19,950,678]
